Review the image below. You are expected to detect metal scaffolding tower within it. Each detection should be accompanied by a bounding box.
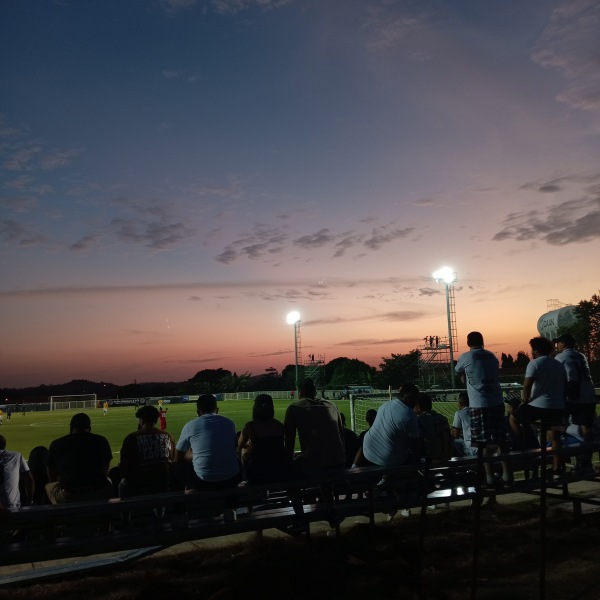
[304,353,325,392]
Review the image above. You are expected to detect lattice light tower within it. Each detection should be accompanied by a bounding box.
[286,310,302,398]
[432,267,458,388]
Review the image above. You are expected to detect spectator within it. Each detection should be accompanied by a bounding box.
[554,333,596,473]
[414,393,452,464]
[27,446,50,505]
[451,392,476,457]
[237,394,290,484]
[455,331,512,487]
[340,413,360,469]
[119,405,175,497]
[510,336,567,477]
[158,407,168,431]
[353,383,421,468]
[174,394,241,491]
[358,409,378,448]
[284,378,345,474]
[0,435,34,508]
[45,413,114,503]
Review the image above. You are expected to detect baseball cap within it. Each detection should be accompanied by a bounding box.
[553,333,576,346]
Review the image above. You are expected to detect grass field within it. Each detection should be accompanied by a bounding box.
[1,398,351,466]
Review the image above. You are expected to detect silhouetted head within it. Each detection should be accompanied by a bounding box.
[197,394,217,415]
[253,394,274,421]
[529,336,554,357]
[365,409,377,427]
[398,382,420,407]
[70,413,91,433]
[467,331,484,348]
[136,405,159,425]
[299,378,317,399]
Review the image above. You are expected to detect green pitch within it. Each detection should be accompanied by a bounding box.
[1,398,352,467]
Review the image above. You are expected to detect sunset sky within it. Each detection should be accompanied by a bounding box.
[1,0,599,389]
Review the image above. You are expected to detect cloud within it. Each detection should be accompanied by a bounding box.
[110,218,196,249]
[493,195,600,245]
[419,287,441,297]
[70,234,100,253]
[293,228,335,250]
[0,219,51,247]
[0,195,39,213]
[40,147,83,170]
[532,0,600,113]
[335,337,421,347]
[304,310,425,326]
[211,0,294,15]
[363,227,413,250]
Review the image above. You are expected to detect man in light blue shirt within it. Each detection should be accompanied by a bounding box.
[175,394,240,491]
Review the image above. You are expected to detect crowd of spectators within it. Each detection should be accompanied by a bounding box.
[0,332,596,513]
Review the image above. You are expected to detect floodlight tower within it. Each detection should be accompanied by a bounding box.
[286,310,302,398]
[432,267,458,388]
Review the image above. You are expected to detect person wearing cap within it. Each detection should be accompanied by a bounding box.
[46,413,114,504]
[118,405,176,497]
[554,333,596,472]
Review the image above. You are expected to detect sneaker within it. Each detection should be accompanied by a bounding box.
[400,509,411,518]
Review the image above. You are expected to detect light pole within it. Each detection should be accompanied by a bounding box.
[432,267,457,388]
[286,310,301,399]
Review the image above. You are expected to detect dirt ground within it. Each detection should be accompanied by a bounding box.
[3,500,600,600]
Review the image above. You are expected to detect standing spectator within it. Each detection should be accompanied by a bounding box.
[45,413,114,503]
[238,394,290,484]
[455,331,512,487]
[0,435,34,508]
[118,405,175,497]
[510,336,567,477]
[284,378,345,474]
[451,392,477,457]
[554,333,596,473]
[174,394,241,491]
[354,383,421,468]
[103,401,109,416]
[6,407,11,422]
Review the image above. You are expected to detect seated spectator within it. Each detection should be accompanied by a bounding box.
[27,446,50,505]
[354,383,421,468]
[451,392,477,457]
[284,378,346,475]
[340,413,360,469]
[175,394,241,492]
[504,396,539,451]
[358,409,378,447]
[0,435,34,508]
[414,393,452,464]
[118,405,176,497]
[237,394,290,484]
[45,413,114,504]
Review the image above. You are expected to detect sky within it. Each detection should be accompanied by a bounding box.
[1,0,599,389]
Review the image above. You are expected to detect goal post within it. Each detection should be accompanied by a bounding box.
[49,394,98,411]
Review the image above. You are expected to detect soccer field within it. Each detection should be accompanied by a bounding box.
[1,398,352,466]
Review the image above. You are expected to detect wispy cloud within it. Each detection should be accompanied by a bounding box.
[110,218,196,250]
[335,337,421,347]
[304,310,425,326]
[532,0,600,113]
[493,194,600,245]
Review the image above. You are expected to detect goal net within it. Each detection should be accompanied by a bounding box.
[50,394,98,411]
[349,384,523,434]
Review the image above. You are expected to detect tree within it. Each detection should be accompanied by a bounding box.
[375,350,420,389]
[501,353,514,369]
[188,368,232,393]
[324,357,376,388]
[574,293,600,361]
[220,372,252,392]
[514,351,530,370]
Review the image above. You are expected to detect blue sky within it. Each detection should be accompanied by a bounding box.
[1,0,599,387]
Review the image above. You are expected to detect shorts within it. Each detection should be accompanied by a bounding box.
[512,403,565,427]
[470,404,506,446]
[566,402,596,428]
